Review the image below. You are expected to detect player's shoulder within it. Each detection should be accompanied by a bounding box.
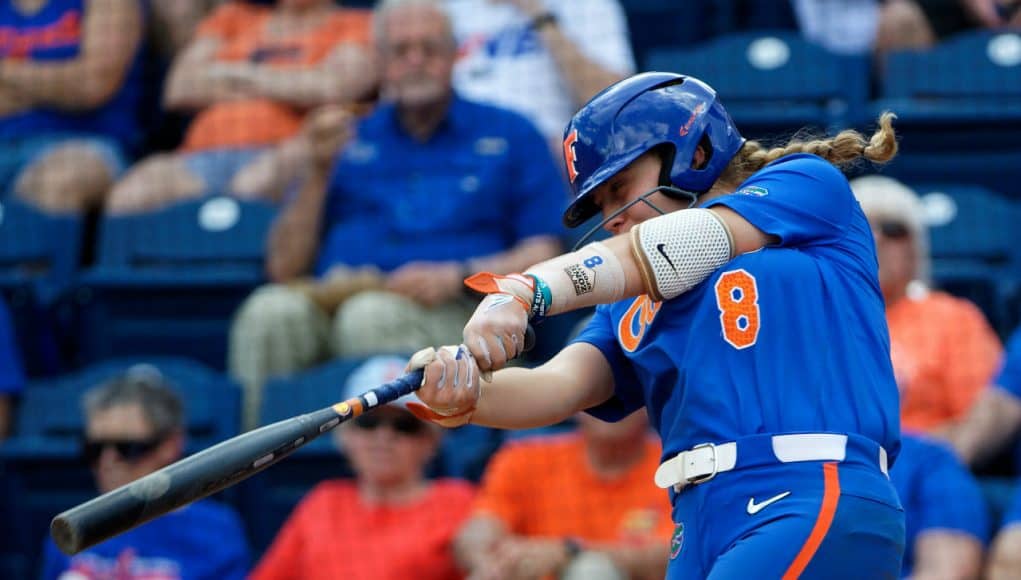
[751,153,845,185]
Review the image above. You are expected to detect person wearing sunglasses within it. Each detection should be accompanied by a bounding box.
[41,370,250,580]
[251,355,476,580]
[850,175,1002,438]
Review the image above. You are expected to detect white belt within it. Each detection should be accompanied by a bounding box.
[654,433,888,492]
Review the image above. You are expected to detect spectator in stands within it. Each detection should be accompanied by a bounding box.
[0,0,146,214]
[250,355,474,580]
[890,432,989,579]
[987,475,1021,579]
[228,0,564,427]
[106,0,378,214]
[0,297,25,441]
[448,0,635,150]
[455,410,671,580]
[950,326,1021,468]
[148,0,222,60]
[851,175,1002,435]
[40,371,250,579]
[877,0,1021,53]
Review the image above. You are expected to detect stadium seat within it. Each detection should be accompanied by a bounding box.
[73,197,276,369]
[913,183,1021,336]
[0,358,242,579]
[622,0,735,73]
[876,31,1021,196]
[644,32,870,139]
[0,199,83,376]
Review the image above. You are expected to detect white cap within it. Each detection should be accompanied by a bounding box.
[849,175,931,285]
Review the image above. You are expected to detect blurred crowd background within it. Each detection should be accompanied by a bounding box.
[1,0,1021,578]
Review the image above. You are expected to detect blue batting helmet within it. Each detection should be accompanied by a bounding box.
[561,72,745,228]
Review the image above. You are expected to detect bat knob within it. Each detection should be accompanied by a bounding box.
[51,515,82,556]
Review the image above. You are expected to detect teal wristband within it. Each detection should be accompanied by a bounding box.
[526,274,552,323]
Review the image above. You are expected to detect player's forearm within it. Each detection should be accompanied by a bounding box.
[471,350,612,429]
[949,387,1021,466]
[265,168,329,282]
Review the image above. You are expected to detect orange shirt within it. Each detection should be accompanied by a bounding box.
[181,2,371,151]
[250,479,475,580]
[887,290,1002,432]
[473,434,673,545]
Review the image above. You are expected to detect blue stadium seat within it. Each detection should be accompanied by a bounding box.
[913,183,1021,336]
[876,31,1021,196]
[74,197,276,369]
[644,32,870,139]
[622,0,735,73]
[0,358,242,578]
[0,199,83,376]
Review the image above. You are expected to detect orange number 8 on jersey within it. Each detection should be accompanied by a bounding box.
[714,269,760,349]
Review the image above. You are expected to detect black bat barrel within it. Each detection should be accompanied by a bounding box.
[51,405,341,555]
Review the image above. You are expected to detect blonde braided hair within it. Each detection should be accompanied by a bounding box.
[718,112,899,186]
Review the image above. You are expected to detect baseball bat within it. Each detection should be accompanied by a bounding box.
[51,328,534,556]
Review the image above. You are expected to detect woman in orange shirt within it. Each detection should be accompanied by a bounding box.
[107,0,378,213]
[850,175,1002,435]
[250,356,476,580]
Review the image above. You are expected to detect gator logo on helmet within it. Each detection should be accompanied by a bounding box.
[678,102,706,137]
[563,129,579,183]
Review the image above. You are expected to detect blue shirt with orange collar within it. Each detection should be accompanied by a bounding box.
[573,153,904,578]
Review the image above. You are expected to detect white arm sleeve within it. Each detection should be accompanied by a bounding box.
[631,209,735,301]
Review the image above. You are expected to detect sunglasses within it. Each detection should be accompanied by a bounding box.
[352,413,427,436]
[876,220,910,240]
[82,435,165,465]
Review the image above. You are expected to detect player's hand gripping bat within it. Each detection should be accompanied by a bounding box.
[51,327,534,555]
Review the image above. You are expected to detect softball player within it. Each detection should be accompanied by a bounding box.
[408,72,905,578]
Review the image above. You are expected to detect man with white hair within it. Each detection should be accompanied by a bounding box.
[850,175,1001,436]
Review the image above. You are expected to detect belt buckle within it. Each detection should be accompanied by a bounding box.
[686,442,719,485]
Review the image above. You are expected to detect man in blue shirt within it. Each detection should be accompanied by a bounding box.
[41,371,249,580]
[0,297,24,441]
[228,0,564,427]
[891,433,988,578]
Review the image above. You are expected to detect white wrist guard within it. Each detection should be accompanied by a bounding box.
[631,208,734,301]
[524,241,626,315]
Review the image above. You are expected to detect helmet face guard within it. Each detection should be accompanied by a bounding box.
[561,72,745,229]
[569,185,698,250]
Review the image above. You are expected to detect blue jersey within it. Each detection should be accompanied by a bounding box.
[0,0,147,153]
[575,153,901,464]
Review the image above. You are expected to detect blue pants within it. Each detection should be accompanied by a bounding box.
[667,461,905,579]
